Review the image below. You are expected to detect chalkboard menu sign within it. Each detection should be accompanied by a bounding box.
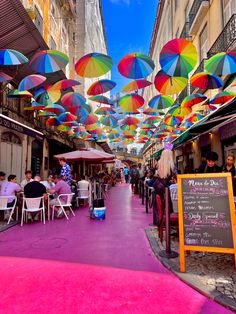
[177,173,236,273]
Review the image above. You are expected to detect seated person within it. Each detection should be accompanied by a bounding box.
[169,176,178,213]
[0,171,6,194]
[20,170,33,190]
[78,175,89,191]
[41,176,55,190]
[0,174,21,220]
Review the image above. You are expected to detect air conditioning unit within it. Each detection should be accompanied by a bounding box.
[25,4,36,20]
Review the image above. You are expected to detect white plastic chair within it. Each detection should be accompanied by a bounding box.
[21,196,45,226]
[52,193,75,220]
[0,196,17,224]
[76,188,90,207]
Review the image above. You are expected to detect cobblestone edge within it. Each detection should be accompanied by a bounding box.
[0,221,18,233]
[145,228,236,313]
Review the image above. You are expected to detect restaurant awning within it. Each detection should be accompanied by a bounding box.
[0,0,66,85]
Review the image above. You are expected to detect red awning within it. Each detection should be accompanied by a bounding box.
[54,148,115,162]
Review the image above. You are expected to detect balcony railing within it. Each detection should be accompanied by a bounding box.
[207,14,236,58]
[189,0,209,35]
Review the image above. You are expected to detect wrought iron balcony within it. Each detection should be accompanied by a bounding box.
[207,14,236,58]
[189,0,210,35]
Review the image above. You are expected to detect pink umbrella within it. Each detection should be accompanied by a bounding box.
[54,148,115,161]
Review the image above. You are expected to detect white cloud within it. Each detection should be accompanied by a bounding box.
[110,0,131,5]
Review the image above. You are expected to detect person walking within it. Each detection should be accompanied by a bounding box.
[123,166,129,183]
[59,157,71,186]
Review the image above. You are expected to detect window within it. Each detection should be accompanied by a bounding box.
[199,24,207,60]
[35,7,43,35]
[223,0,236,25]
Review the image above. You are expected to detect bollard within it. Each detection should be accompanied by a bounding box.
[159,187,178,259]
[139,180,142,198]
[150,190,157,226]
[141,181,145,205]
[145,185,149,213]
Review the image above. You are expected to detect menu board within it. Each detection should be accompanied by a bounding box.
[177,173,236,272]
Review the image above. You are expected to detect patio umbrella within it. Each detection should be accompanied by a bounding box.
[154,70,188,95]
[0,49,28,65]
[18,74,46,91]
[7,90,32,98]
[30,50,69,73]
[61,92,86,107]
[89,95,114,106]
[143,108,164,116]
[209,91,236,105]
[205,51,236,76]
[46,117,61,126]
[87,79,116,95]
[118,52,155,79]
[148,94,174,110]
[58,112,77,122]
[81,113,98,125]
[159,38,197,76]
[121,79,152,92]
[44,104,65,114]
[94,107,116,115]
[75,53,113,78]
[0,72,13,82]
[181,93,207,108]
[24,101,45,111]
[54,148,114,161]
[190,72,223,89]
[119,94,144,113]
[51,79,81,90]
[99,115,118,127]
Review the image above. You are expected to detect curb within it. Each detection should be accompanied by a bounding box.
[145,228,236,313]
[0,221,18,233]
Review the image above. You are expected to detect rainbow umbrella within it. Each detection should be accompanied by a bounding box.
[30,50,69,73]
[72,104,91,119]
[181,121,194,128]
[209,91,236,105]
[118,52,155,79]
[140,123,156,129]
[73,126,86,133]
[119,94,144,113]
[99,115,118,127]
[168,104,192,117]
[61,92,86,107]
[51,79,81,90]
[0,72,13,82]
[159,124,174,132]
[122,117,140,125]
[34,85,52,99]
[190,72,223,89]
[75,53,113,78]
[38,110,56,117]
[143,108,164,116]
[89,95,113,106]
[57,124,71,132]
[186,113,205,123]
[44,104,65,114]
[24,101,45,110]
[46,117,61,126]
[154,70,188,95]
[159,38,197,76]
[58,112,77,122]
[121,79,152,92]
[18,74,46,91]
[164,115,183,126]
[81,113,98,125]
[181,93,207,108]
[205,51,236,76]
[123,130,137,135]
[87,79,116,95]
[7,90,32,98]
[145,116,162,123]
[95,107,115,115]
[0,49,28,65]
[36,88,61,105]
[62,121,80,128]
[121,124,137,131]
[148,94,174,110]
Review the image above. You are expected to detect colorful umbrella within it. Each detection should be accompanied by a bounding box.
[46,117,61,126]
[209,91,236,104]
[30,50,69,73]
[119,93,144,113]
[164,115,183,126]
[24,101,45,111]
[89,95,113,106]
[205,51,236,76]
[38,110,56,117]
[159,38,197,76]
[61,92,86,107]
[121,79,152,92]
[0,72,13,82]
[71,105,91,119]
[75,53,113,78]
[186,113,205,123]
[190,72,223,90]
[122,117,140,125]
[57,124,71,132]
[181,93,207,108]
[145,116,162,123]
[58,112,77,122]
[81,113,98,125]
[36,88,61,105]
[0,49,28,65]
[85,123,100,131]
[154,70,188,95]
[44,104,65,114]
[87,79,116,95]
[51,79,81,91]
[168,104,192,117]
[62,121,80,127]
[7,90,32,98]
[118,53,155,79]
[18,74,46,91]
[121,124,137,131]
[143,108,164,116]
[148,94,174,110]
[94,107,115,115]
[99,115,118,127]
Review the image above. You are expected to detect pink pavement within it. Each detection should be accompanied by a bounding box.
[0,183,233,314]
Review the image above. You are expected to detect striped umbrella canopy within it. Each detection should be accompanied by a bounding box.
[89,95,114,106]
[57,124,71,132]
[209,91,236,105]
[205,51,236,76]
[58,112,77,122]
[85,123,101,131]
[51,79,81,90]
[30,50,69,73]
[181,121,194,128]
[18,74,46,91]
[168,104,192,117]
[81,113,98,125]
[143,108,164,116]
[148,94,174,110]
[190,72,223,90]
[7,90,32,98]
[0,49,28,65]
[185,113,205,123]
[159,124,174,132]
[35,88,61,105]
[119,93,144,113]
[95,107,116,115]
[121,124,137,131]
[24,101,45,111]
[87,79,116,95]
[0,72,13,82]
[75,53,113,78]
[118,52,155,79]
[121,79,152,92]
[62,121,80,127]
[164,114,183,126]
[38,110,56,117]
[44,104,65,114]
[145,116,162,124]
[154,70,188,95]
[159,38,197,76]
[99,115,118,127]
[61,92,86,107]
[181,93,207,108]
[122,116,140,125]
[46,117,62,126]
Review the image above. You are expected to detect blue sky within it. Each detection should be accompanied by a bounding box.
[102,0,158,95]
